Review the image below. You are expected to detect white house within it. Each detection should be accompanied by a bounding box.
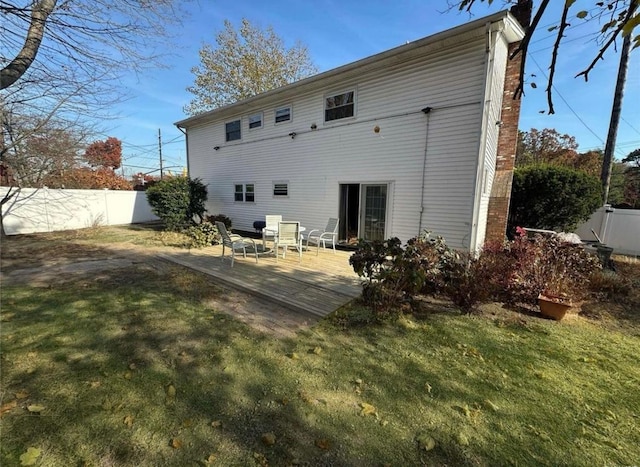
[176,10,526,250]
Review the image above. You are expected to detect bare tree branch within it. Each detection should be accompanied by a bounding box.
[546,2,572,115]
[0,0,57,90]
[509,0,550,100]
[576,2,638,82]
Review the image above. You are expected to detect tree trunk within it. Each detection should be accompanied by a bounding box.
[0,0,58,90]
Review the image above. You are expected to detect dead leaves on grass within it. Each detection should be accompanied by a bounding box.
[26,404,45,414]
[0,400,18,417]
[19,447,41,466]
[360,402,377,416]
[416,433,436,451]
[165,383,176,405]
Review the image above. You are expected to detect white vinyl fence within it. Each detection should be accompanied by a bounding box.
[575,205,640,257]
[1,188,158,236]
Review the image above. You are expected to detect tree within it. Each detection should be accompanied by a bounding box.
[185,18,318,115]
[1,114,85,187]
[454,0,640,114]
[84,137,122,170]
[146,176,208,231]
[515,128,631,205]
[508,165,602,233]
[1,1,186,92]
[1,1,189,235]
[516,128,578,167]
[621,148,640,208]
[43,167,132,190]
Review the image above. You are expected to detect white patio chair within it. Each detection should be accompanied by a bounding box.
[302,218,339,255]
[215,221,258,267]
[275,221,302,263]
[262,215,282,248]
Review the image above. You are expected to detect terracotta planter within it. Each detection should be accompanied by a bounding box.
[538,294,572,321]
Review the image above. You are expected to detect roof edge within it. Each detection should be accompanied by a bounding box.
[175,10,525,128]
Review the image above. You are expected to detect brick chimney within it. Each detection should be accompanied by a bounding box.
[485,0,531,241]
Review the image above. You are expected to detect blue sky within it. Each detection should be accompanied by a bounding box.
[111,1,640,177]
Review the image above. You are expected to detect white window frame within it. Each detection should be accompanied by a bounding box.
[225,119,241,142]
[274,105,292,125]
[324,89,356,123]
[273,181,289,198]
[234,183,255,203]
[248,112,263,130]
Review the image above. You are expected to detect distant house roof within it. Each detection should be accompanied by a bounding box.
[175,10,524,129]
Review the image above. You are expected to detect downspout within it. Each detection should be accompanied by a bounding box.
[418,107,432,234]
[469,22,498,251]
[177,126,190,177]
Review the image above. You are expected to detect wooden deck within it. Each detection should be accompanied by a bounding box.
[156,244,362,318]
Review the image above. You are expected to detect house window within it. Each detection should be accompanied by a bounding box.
[245,184,255,202]
[249,113,263,129]
[225,119,241,141]
[273,182,288,197]
[325,90,355,122]
[275,106,291,124]
[235,183,255,202]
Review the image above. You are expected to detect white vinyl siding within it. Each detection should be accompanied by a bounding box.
[184,20,519,248]
[474,33,509,250]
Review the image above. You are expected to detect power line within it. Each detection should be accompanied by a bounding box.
[621,117,640,137]
[528,54,609,149]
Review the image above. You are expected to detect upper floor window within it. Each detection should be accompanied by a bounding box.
[225,119,241,141]
[325,90,355,122]
[275,106,291,124]
[249,113,263,129]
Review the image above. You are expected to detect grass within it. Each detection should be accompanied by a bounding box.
[1,225,639,466]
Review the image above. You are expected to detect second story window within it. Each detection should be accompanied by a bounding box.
[275,106,291,124]
[249,113,263,129]
[225,119,241,141]
[325,90,355,122]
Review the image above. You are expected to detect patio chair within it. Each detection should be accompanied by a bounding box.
[262,215,282,248]
[275,221,302,263]
[302,218,339,255]
[215,221,259,267]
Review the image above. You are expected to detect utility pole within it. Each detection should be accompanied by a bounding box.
[601,32,631,204]
[158,128,163,179]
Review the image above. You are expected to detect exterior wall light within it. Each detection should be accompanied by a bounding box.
[213,146,220,150]
[289,132,297,139]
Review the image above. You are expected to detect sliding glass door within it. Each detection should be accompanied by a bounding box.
[360,184,387,242]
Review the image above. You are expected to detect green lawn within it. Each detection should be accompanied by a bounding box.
[1,227,639,466]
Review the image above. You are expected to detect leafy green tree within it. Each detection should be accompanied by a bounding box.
[621,148,640,208]
[185,18,318,115]
[508,165,602,233]
[146,176,208,231]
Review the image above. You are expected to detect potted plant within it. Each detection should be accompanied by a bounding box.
[535,236,600,320]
